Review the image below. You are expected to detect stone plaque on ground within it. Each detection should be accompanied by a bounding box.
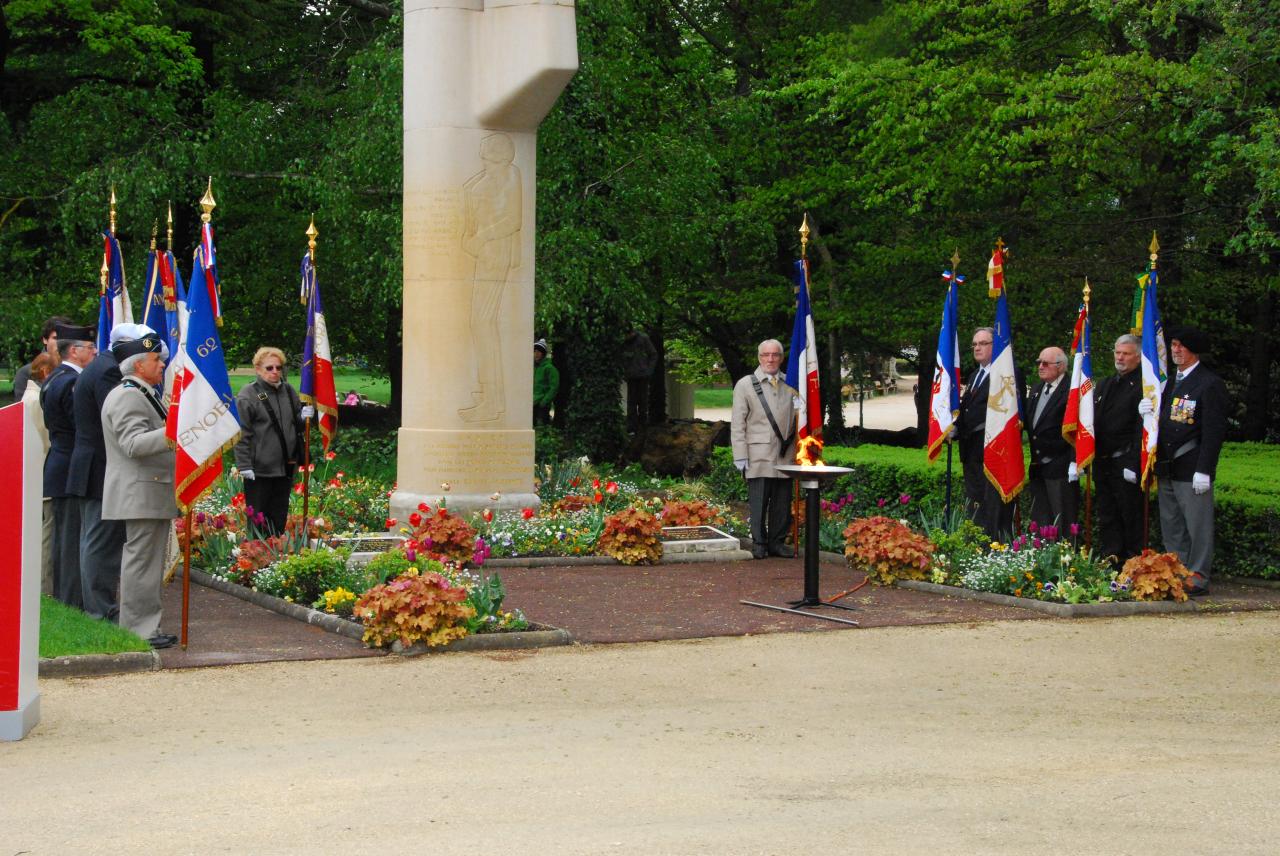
[661,526,740,555]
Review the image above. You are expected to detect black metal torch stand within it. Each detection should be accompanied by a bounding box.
[740,465,859,626]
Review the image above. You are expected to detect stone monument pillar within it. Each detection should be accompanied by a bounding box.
[394,0,577,519]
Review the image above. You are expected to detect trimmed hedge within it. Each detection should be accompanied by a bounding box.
[709,442,1280,579]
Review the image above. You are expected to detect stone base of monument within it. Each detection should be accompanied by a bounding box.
[322,534,407,567]
[660,526,741,555]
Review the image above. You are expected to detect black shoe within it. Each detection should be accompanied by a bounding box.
[1186,587,1210,598]
[147,633,177,650]
[770,544,796,558]
[751,545,768,560]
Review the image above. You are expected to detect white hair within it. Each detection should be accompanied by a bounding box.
[119,352,150,376]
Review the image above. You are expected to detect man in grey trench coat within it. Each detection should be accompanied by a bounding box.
[101,334,178,649]
[731,339,798,560]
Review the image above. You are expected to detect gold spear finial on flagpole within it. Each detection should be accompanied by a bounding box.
[799,212,810,259]
[200,177,216,223]
[109,185,117,236]
[1083,277,1091,306]
[166,201,173,250]
[307,214,318,262]
[951,248,960,271]
[150,219,158,252]
[1149,231,1159,268]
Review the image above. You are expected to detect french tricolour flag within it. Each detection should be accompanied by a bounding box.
[1139,266,1166,487]
[170,226,238,513]
[927,268,962,462]
[785,258,821,440]
[299,253,338,453]
[1062,302,1095,468]
[982,260,1026,502]
[96,230,134,345]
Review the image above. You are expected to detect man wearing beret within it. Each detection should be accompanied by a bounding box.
[1143,326,1229,596]
[40,322,97,608]
[101,333,178,648]
[68,323,154,620]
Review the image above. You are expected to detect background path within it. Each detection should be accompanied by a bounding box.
[5,612,1278,854]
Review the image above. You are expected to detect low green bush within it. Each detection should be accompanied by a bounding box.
[708,442,1280,579]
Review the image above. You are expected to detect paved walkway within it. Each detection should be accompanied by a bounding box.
[697,381,919,430]
[6,612,1278,854]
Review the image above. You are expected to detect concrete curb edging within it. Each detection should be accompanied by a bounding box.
[485,549,754,568]
[39,650,160,679]
[895,579,1200,617]
[190,569,575,654]
[1220,574,1280,590]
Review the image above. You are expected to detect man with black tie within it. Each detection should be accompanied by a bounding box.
[1093,334,1144,564]
[1026,346,1076,529]
[957,327,1016,539]
[1146,326,1229,596]
[40,322,97,608]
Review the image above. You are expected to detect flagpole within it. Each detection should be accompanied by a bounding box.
[1142,233,1158,549]
[1082,280,1094,553]
[790,214,809,552]
[301,216,318,536]
[944,249,961,531]
[182,181,219,649]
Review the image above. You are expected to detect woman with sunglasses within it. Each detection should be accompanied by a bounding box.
[234,347,310,534]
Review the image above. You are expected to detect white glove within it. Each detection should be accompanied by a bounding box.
[1123,468,1137,484]
[1193,472,1211,494]
[1137,398,1153,416]
[792,397,801,411]
[241,469,255,481]
[300,405,315,420]
[734,458,748,474]
[1067,462,1079,483]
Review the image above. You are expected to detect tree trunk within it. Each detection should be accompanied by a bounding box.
[386,301,402,418]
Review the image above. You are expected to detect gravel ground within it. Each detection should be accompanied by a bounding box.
[4,611,1278,855]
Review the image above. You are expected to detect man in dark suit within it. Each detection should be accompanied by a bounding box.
[1148,326,1229,596]
[1093,334,1144,564]
[1026,346,1076,530]
[40,322,97,608]
[67,324,153,620]
[957,327,1017,539]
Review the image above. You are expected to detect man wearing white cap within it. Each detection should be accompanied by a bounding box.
[102,331,177,648]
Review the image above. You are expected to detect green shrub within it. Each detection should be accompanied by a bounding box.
[253,546,361,604]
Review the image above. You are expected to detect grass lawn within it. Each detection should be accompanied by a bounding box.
[694,387,734,408]
[40,596,151,658]
[229,367,391,404]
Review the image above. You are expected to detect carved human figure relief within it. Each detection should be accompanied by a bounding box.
[458,133,522,423]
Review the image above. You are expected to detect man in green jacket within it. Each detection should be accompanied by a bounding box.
[533,338,559,426]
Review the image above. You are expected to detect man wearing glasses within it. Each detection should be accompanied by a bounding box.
[957,327,1016,538]
[731,339,798,559]
[39,323,97,608]
[1026,346,1076,529]
[234,347,309,534]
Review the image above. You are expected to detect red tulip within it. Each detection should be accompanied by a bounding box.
[409,512,422,526]
[521,508,535,520]
[594,491,603,503]
[605,481,619,494]
[482,508,494,522]
[417,502,429,513]
[385,517,397,528]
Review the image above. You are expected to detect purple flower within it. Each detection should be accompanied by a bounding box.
[195,511,207,524]
[1044,525,1059,541]
[1032,537,1042,549]
[1044,581,1056,592]
[1110,581,1119,591]
[1028,520,1039,534]
[877,498,886,508]
[405,546,417,562]
[1069,523,1081,537]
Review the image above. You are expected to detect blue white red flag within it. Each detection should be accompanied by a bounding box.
[170,225,238,512]
[983,264,1026,502]
[298,253,338,453]
[1139,266,1167,487]
[1062,301,1095,468]
[96,230,133,344]
[194,221,222,325]
[784,258,821,441]
[157,250,188,412]
[927,268,962,462]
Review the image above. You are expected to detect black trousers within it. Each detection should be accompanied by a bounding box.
[625,377,649,432]
[1028,475,1078,531]
[244,475,293,536]
[963,458,1015,541]
[1095,457,1144,564]
[747,476,792,552]
[52,496,84,608]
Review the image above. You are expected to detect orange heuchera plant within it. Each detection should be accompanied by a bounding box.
[353,568,476,648]
[1119,549,1193,602]
[597,507,663,565]
[843,515,934,585]
[411,508,477,564]
[660,499,724,528]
